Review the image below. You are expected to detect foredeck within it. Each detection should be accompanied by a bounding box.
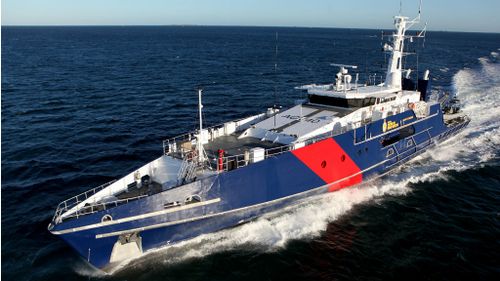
[203,134,282,156]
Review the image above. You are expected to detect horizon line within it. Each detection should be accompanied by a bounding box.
[2,23,499,34]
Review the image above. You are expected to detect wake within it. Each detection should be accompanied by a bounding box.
[87,52,500,275]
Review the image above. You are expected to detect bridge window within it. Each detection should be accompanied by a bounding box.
[308,94,377,108]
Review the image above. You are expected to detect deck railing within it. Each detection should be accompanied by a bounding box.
[163,131,196,156]
[203,143,296,172]
[53,194,148,224]
[52,179,117,223]
[162,113,267,156]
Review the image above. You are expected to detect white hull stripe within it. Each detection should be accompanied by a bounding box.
[50,198,221,235]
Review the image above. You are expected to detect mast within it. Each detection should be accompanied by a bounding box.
[273,32,278,128]
[197,88,204,162]
[384,2,422,90]
[383,16,407,90]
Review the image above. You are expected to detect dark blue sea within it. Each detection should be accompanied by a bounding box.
[2,26,500,281]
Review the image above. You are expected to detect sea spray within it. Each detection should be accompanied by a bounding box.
[101,53,500,276]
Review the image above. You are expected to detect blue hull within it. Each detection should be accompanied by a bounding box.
[50,104,470,270]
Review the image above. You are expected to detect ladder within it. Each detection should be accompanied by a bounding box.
[177,144,212,186]
[177,151,197,185]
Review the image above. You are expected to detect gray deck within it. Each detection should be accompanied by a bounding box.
[204,134,283,156]
[203,103,353,157]
[115,181,163,200]
[304,102,355,118]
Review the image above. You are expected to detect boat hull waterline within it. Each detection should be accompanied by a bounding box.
[49,106,469,270]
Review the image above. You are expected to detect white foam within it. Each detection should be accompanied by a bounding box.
[107,53,500,274]
[439,67,450,73]
[116,181,412,272]
[73,263,107,278]
[448,53,500,168]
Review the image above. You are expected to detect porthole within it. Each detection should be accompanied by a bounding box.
[386,148,395,158]
[407,139,414,147]
[101,214,113,223]
[321,161,327,168]
[185,195,202,205]
[340,155,346,162]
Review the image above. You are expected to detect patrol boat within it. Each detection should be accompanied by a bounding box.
[49,10,470,271]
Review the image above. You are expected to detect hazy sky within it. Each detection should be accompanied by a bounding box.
[2,0,499,33]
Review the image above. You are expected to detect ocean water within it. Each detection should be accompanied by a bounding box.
[1,26,499,281]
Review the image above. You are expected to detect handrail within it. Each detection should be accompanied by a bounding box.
[162,113,267,155]
[163,131,196,156]
[56,194,148,223]
[203,143,294,172]
[52,179,117,223]
[354,111,439,146]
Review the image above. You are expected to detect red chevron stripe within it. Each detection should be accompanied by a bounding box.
[291,138,362,192]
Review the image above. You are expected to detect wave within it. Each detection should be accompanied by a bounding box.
[449,53,500,166]
[109,180,413,274]
[97,53,500,275]
[439,67,450,73]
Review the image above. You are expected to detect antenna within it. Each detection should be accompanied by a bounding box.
[197,88,204,162]
[273,31,278,128]
[422,22,427,48]
[399,0,403,15]
[418,0,422,18]
[330,63,358,69]
[416,52,419,88]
